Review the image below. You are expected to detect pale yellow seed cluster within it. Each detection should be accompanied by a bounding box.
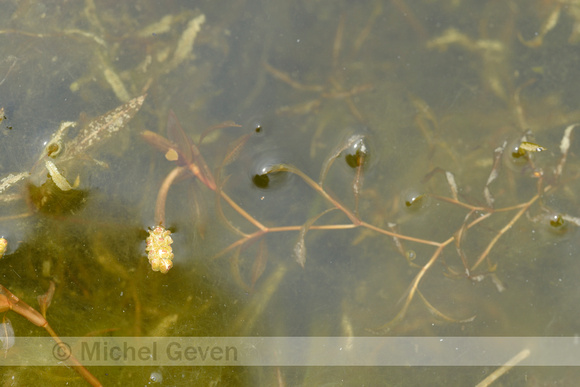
[0,237,7,259]
[145,226,174,273]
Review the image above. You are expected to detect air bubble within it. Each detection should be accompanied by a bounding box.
[149,371,163,384]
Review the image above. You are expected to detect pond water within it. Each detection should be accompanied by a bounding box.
[1,0,580,385]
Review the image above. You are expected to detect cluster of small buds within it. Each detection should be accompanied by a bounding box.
[145,225,174,274]
[0,237,7,259]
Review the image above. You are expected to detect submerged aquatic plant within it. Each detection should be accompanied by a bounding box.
[0,237,100,386]
[142,97,580,335]
[3,2,580,385]
[0,94,147,386]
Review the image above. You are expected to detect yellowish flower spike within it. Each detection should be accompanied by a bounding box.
[145,225,174,273]
[0,238,7,259]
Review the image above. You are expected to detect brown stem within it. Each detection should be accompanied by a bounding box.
[155,166,186,225]
[471,193,540,271]
[361,221,442,246]
[376,243,447,331]
[273,164,361,225]
[219,191,267,231]
[0,285,102,386]
[45,325,103,387]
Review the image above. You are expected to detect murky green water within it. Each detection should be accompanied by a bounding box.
[1,0,580,385]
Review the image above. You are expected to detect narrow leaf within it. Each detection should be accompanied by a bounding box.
[199,120,242,145]
[1,316,15,356]
[319,134,364,186]
[221,133,251,168]
[166,109,194,165]
[250,239,268,290]
[166,110,216,190]
[445,171,459,201]
[555,123,577,177]
[294,208,336,268]
[230,247,250,292]
[141,130,177,154]
[66,94,146,159]
[483,140,506,207]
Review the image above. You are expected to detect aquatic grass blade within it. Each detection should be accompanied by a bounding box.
[65,94,147,160]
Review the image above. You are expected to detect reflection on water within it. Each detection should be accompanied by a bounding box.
[1,0,580,385]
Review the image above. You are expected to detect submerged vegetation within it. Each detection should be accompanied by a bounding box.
[1,0,580,385]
